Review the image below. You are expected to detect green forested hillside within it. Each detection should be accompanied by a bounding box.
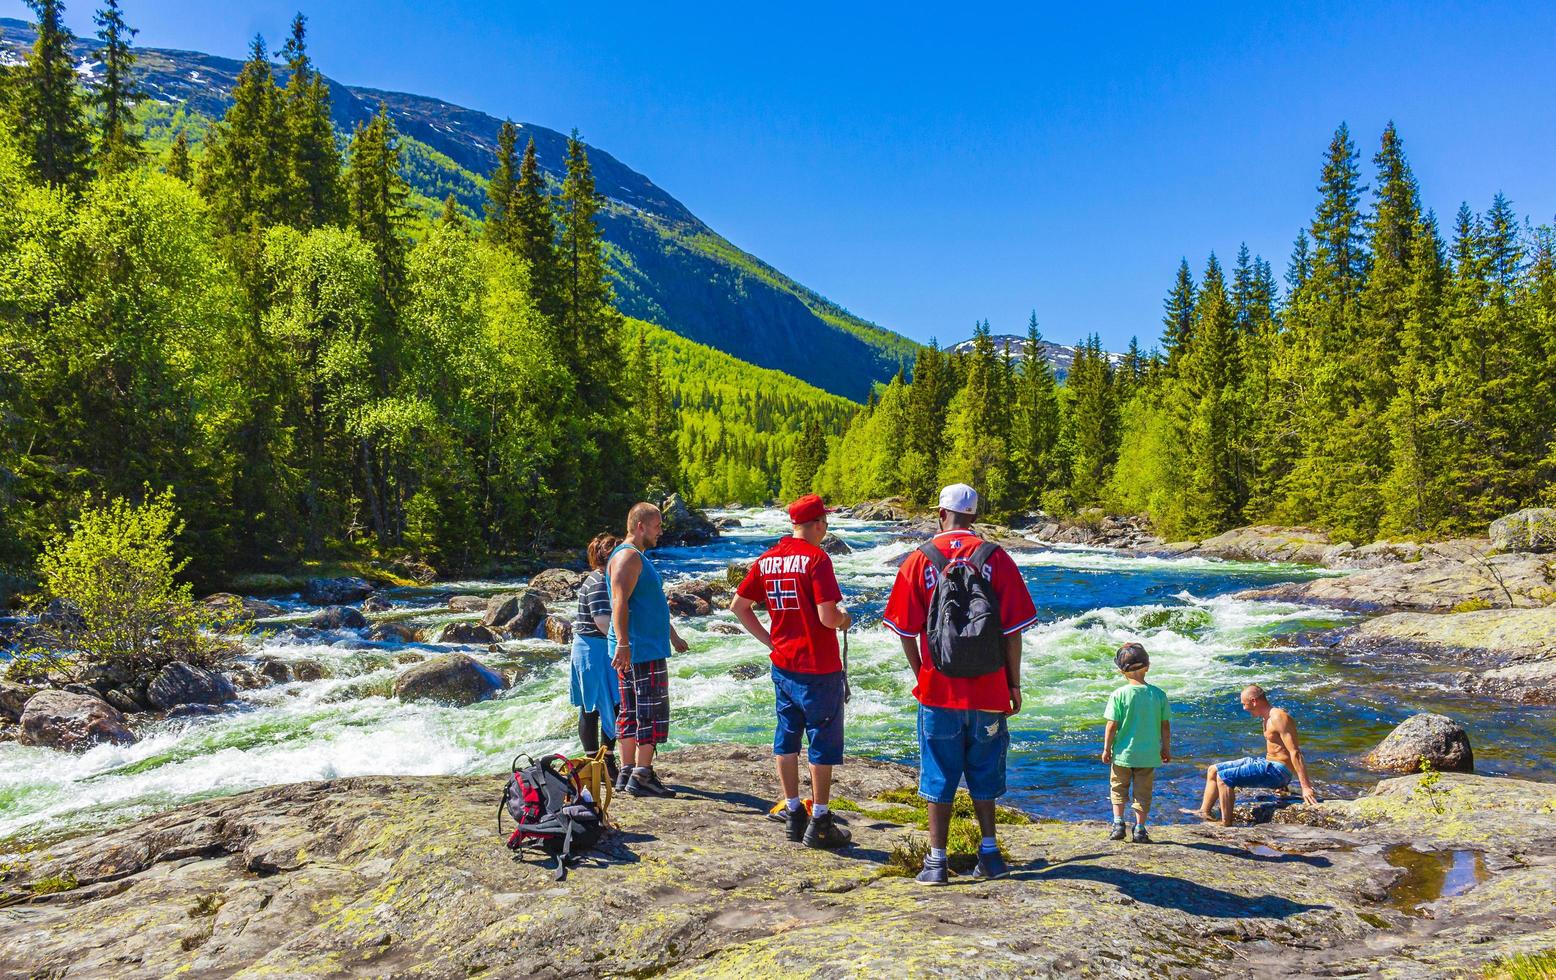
[0,7,853,602]
[819,124,1556,543]
[0,13,917,401]
[631,321,857,506]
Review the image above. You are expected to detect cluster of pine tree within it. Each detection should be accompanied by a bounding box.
[819,123,1556,544]
[0,3,655,592]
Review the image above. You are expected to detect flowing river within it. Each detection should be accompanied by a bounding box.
[4,509,1553,841]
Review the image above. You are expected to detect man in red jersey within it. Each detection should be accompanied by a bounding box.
[883,483,1038,884]
[732,494,854,849]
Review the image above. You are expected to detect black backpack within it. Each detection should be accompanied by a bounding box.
[500,753,604,880]
[919,540,1006,678]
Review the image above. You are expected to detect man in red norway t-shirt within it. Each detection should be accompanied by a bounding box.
[732,494,854,849]
[883,483,1038,884]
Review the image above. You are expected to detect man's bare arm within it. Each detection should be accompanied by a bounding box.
[1004,633,1023,713]
[609,551,642,671]
[731,595,771,651]
[817,600,852,631]
[1274,715,1319,805]
[898,634,921,675]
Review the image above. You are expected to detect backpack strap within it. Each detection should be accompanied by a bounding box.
[918,541,949,573]
[969,541,1000,576]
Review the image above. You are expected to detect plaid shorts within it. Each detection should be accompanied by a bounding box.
[618,658,670,745]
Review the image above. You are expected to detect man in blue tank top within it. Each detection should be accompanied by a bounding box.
[608,502,689,798]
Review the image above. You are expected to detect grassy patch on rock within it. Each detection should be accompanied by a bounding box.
[1485,950,1556,979]
[852,789,1032,876]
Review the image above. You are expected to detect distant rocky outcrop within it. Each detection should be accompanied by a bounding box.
[482,591,547,637]
[301,576,373,606]
[526,568,587,601]
[1336,607,1556,705]
[392,653,506,705]
[435,622,498,646]
[819,532,852,556]
[17,689,137,750]
[837,498,918,522]
[658,493,719,547]
[308,605,367,631]
[665,578,725,617]
[446,595,488,613]
[1363,713,1474,774]
[1490,507,1556,553]
[146,662,237,711]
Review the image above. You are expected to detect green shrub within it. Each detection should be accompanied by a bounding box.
[12,490,228,682]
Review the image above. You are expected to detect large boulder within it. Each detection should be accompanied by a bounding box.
[666,579,723,617]
[18,689,137,749]
[819,533,853,556]
[659,493,719,547]
[147,662,238,711]
[1490,508,1556,553]
[309,605,368,630]
[436,621,499,645]
[301,576,373,606]
[364,622,420,644]
[526,568,587,601]
[361,594,393,614]
[842,498,916,522]
[484,591,547,637]
[544,615,574,645]
[1363,713,1474,774]
[393,653,507,705]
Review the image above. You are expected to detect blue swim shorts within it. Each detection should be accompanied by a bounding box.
[917,704,1009,804]
[772,664,846,766]
[1216,756,1293,790]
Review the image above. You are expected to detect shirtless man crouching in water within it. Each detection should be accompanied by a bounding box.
[1183,684,1318,826]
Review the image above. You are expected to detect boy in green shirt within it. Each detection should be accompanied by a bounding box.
[1101,642,1171,843]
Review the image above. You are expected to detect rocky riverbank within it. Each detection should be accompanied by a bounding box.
[1,745,1551,978]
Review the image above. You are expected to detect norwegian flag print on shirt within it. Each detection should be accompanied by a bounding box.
[766,578,801,611]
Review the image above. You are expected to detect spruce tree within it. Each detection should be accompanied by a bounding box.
[165,128,192,181]
[198,35,289,240]
[903,339,950,503]
[345,103,411,308]
[512,136,562,316]
[1286,229,1313,292]
[1310,122,1368,310]
[1012,312,1061,505]
[18,0,91,188]
[1161,258,1196,369]
[281,14,344,228]
[438,192,464,229]
[1065,335,1117,505]
[484,120,518,246]
[92,0,143,174]
[558,130,618,405]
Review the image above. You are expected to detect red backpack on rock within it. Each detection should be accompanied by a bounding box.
[499,753,604,880]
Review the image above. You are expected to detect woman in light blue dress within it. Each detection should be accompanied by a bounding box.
[570,533,621,779]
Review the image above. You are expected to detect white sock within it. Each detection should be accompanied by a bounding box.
[812,802,829,817]
[928,847,947,862]
[785,797,802,812]
[980,836,997,851]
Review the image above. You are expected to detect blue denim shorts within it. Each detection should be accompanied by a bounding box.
[1216,756,1293,790]
[917,704,1009,804]
[772,665,846,766]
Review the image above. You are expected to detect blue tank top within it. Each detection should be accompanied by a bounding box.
[606,542,672,665]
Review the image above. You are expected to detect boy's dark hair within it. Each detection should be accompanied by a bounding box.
[1114,642,1149,671]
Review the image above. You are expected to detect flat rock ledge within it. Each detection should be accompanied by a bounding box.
[3,746,1554,978]
[1336,607,1556,704]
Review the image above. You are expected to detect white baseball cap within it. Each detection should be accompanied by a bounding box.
[938,483,978,515]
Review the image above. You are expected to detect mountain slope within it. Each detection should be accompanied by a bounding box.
[0,17,916,401]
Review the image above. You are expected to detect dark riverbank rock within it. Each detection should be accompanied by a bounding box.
[666,579,724,617]
[839,498,917,521]
[1364,713,1474,774]
[658,493,719,547]
[7,746,1556,978]
[712,516,743,529]
[18,689,137,749]
[543,616,573,645]
[707,621,744,635]
[308,605,367,630]
[39,597,85,632]
[1490,507,1556,553]
[0,681,40,722]
[301,576,373,606]
[393,653,506,705]
[1029,514,1160,551]
[728,662,765,680]
[526,568,586,601]
[820,532,852,555]
[147,662,238,711]
[483,591,546,637]
[447,595,488,613]
[435,622,498,646]
[360,594,393,614]
[1237,550,1556,612]
[1180,525,1347,564]
[364,622,420,644]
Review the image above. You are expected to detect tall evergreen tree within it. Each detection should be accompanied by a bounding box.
[198,36,289,248]
[164,128,192,181]
[18,0,91,187]
[511,136,562,316]
[1012,312,1061,505]
[1065,335,1117,505]
[92,0,143,174]
[1161,258,1196,369]
[280,14,344,228]
[484,120,519,246]
[558,131,618,406]
[345,104,411,309]
[940,321,1014,509]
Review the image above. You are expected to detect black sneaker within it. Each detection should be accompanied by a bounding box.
[625,767,677,798]
[784,805,808,842]
[1108,822,1127,841]
[1132,825,1152,844]
[802,811,852,849]
[615,766,634,793]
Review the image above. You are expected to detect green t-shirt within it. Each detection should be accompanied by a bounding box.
[1104,682,1171,768]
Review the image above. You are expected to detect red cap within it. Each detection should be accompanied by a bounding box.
[787,493,831,524]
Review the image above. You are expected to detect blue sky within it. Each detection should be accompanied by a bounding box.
[7,1,1555,352]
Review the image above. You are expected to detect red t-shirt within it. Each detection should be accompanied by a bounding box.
[736,536,844,674]
[883,530,1039,712]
